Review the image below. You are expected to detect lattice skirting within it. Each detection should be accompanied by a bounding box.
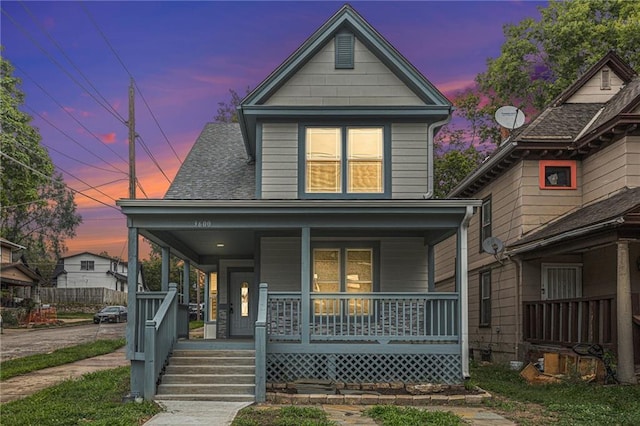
[266,352,462,384]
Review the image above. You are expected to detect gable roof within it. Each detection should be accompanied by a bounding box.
[165,123,255,200]
[449,53,640,198]
[508,187,640,254]
[237,4,452,159]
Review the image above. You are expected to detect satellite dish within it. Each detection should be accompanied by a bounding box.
[495,106,525,130]
[482,237,504,255]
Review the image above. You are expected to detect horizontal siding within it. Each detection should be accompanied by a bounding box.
[391,123,429,199]
[260,237,301,291]
[265,39,425,107]
[380,238,427,292]
[567,70,624,103]
[583,136,640,203]
[261,123,298,199]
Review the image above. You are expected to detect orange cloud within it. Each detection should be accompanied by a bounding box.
[100,132,117,144]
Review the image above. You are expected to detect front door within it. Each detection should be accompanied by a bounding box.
[229,270,255,337]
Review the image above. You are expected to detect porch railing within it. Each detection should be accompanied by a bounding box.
[268,292,459,343]
[523,295,616,348]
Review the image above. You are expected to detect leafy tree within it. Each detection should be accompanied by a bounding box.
[213,87,251,123]
[0,55,82,281]
[141,240,198,295]
[478,0,640,111]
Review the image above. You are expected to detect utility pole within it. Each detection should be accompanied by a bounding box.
[128,78,136,199]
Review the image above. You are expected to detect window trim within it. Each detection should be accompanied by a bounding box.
[539,160,577,190]
[299,124,391,199]
[80,260,95,271]
[479,270,491,327]
[479,196,492,253]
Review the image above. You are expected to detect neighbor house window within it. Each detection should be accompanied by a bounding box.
[304,126,385,196]
[539,160,577,190]
[479,196,492,251]
[312,244,376,315]
[479,270,491,327]
[541,264,582,300]
[81,260,95,271]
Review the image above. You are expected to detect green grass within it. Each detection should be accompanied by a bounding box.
[0,338,125,381]
[0,366,161,426]
[189,320,204,330]
[472,363,640,425]
[364,405,464,426]
[232,406,337,426]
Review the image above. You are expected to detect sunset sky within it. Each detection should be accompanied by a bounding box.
[2,1,545,259]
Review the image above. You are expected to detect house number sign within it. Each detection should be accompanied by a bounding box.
[194,220,213,228]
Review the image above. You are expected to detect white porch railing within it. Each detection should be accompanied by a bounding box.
[267,292,459,343]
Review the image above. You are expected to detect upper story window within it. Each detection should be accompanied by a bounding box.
[304,126,386,197]
[539,160,577,190]
[479,196,492,251]
[81,260,95,271]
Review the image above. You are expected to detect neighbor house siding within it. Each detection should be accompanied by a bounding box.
[521,159,583,234]
[62,254,114,290]
[379,238,427,291]
[391,123,429,199]
[261,123,299,199]
[260,237,301,291]
[582,136,640,204]
[265,39,425,107]
[566,70,624,103]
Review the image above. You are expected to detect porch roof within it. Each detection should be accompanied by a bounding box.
[117,199,480,268]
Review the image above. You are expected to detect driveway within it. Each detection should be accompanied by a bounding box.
[0,322,126,361]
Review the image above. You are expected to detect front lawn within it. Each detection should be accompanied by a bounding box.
[232,406,336,426]
[0,366,161,426]
[472,363,640,425]
[0,338,125,381]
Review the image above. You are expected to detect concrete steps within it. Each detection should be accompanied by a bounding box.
[156,348,255,402]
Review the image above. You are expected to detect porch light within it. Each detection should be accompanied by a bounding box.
[216,243,225,248]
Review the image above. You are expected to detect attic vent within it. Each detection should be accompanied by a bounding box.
[335,33,354,69]
[601,68,611,90]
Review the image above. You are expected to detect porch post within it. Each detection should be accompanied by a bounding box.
[182,260,190,305]
[616,241,637,384]
[301,227,310,345]
[428,244,435,292]
[161,247,170,291]
[127,224,143,397]
[457,206,473,379]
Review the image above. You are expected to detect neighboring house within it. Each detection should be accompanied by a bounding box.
[53,252,144,293]
[118,5,480,400]
[0,238,40,306]
[435,52,640,383]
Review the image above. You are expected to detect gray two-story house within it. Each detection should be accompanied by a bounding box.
[118,5,480,401]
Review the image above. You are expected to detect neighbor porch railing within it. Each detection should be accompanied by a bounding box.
[267,291,459,343]
[523,295,616,348]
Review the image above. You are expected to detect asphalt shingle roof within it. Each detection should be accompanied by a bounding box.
[515,103,605,142]
[164,123,256,200]
[512,187,640,247]
[586,76,640,132]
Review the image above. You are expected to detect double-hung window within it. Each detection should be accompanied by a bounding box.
[479,196,492,251]
[304,126,385,196]
[479,270,491,327]
[81,260,95,271]
[312,244,376,316]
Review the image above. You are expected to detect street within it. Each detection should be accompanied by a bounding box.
[0,322,126,361]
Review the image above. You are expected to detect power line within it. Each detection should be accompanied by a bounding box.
[19,0,127,123]
[1,6,127,124]
[13,63,130,165]
[137,134,171,183]
[81,2,182,168]
[0,150,121,211]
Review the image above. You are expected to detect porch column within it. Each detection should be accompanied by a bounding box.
[301,227,310,345]
[427,244,435,292]
[457,206,473,379]
[127,225,143,397]
[616,241,637,384]
[182,260,190,305]
[161,247,170,291]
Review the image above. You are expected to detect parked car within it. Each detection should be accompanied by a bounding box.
[188,303,203,320]
[93,305,127,323]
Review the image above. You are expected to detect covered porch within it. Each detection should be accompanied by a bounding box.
[118,199,480,400]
